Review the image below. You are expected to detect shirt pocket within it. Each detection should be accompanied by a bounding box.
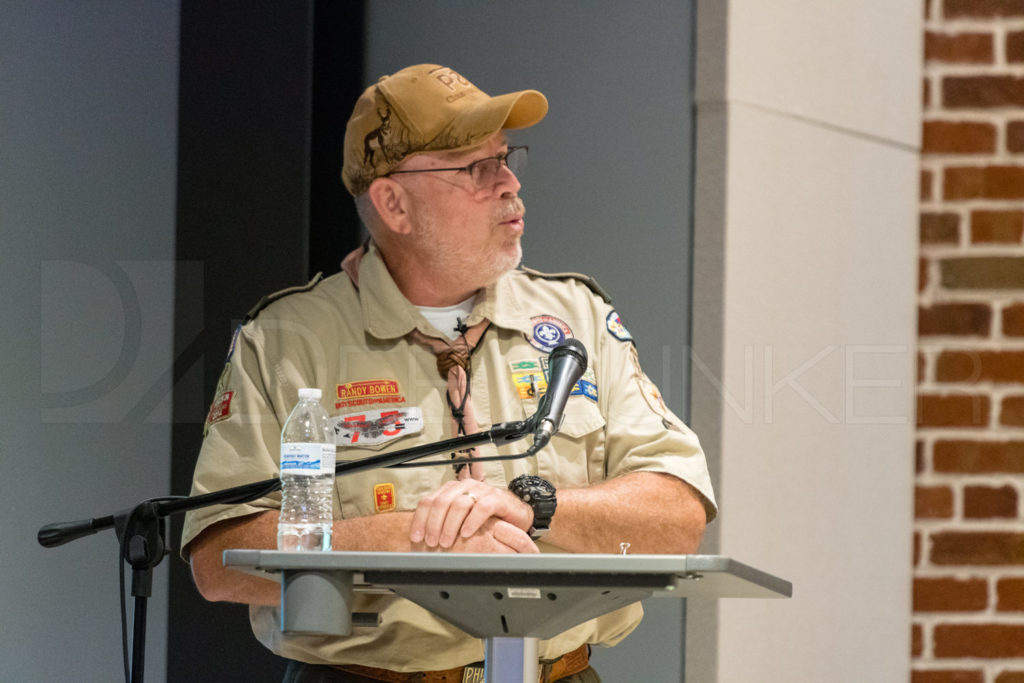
[331,406,448,520]
[532,397,606,488]
[332,446,447,520]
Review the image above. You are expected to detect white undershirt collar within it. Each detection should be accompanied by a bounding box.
[417,294,477,340]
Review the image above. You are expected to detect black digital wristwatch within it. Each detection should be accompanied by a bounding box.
[508,474,557,540]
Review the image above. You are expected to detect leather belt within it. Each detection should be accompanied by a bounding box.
[332,644,590,683]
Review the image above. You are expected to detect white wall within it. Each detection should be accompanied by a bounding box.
[0,3,179,681]
[690,1,921,680]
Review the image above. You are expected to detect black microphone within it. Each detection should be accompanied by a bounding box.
[532,339,588,450]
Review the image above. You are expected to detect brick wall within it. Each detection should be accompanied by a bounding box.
[916,1,1024,681]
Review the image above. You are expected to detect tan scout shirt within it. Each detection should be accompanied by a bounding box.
[181,242,717,671]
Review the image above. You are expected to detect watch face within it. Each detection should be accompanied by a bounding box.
[514,475,555,497]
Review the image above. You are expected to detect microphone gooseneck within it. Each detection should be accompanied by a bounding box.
[531,338,588,451]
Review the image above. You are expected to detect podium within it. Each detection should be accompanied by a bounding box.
[225,550,791,683]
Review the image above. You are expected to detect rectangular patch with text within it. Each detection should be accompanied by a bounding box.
[206,391,234,426]
[374,483,397,513]
[540,356,599,403]
[331,407,423,447]
[336,379,406,409]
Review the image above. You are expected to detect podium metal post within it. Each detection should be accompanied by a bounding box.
[486,637,537,683]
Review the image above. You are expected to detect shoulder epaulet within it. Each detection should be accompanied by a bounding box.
[245,273,324,321]
[518,266,613,304]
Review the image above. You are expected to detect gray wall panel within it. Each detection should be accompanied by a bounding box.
[1,2,179,681]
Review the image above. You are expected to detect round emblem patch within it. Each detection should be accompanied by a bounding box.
[528,315,573,353]
[606,310,632,342]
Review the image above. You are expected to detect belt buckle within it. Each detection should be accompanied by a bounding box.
[461,664,486,683]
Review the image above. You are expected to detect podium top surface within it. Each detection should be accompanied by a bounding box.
[223,550,792,600]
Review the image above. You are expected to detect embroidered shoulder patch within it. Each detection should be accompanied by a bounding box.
[606,310,633,342]
[527,315,573,353]
[204,363,234,436]
[331,407,423,447]
[206,391,234,427]
[628,346,683,430]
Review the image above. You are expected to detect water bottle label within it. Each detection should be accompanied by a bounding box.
[281,442,335,475]
[319,443,336,475]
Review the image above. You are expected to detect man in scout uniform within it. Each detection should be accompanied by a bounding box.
[182,63,717,682]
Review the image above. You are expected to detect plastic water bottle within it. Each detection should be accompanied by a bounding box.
[278,387,335,552]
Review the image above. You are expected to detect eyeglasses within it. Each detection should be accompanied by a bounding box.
[387,146,528,189]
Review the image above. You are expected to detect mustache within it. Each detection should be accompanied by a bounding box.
[496,198,525,221]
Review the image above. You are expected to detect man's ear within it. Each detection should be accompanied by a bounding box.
[367,177,414,236]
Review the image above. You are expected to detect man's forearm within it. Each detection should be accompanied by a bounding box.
[544,472,708,555]
[189,509,419,606]
[189,505,537,606]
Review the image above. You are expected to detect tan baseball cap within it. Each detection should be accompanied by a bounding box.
[342,64,548,196]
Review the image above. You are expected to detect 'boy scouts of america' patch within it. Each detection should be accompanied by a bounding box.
[374,483,397,513]
[606,310,632,342]
[527,315,573,353]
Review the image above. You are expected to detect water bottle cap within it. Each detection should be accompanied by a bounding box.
[298,387,322,400]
